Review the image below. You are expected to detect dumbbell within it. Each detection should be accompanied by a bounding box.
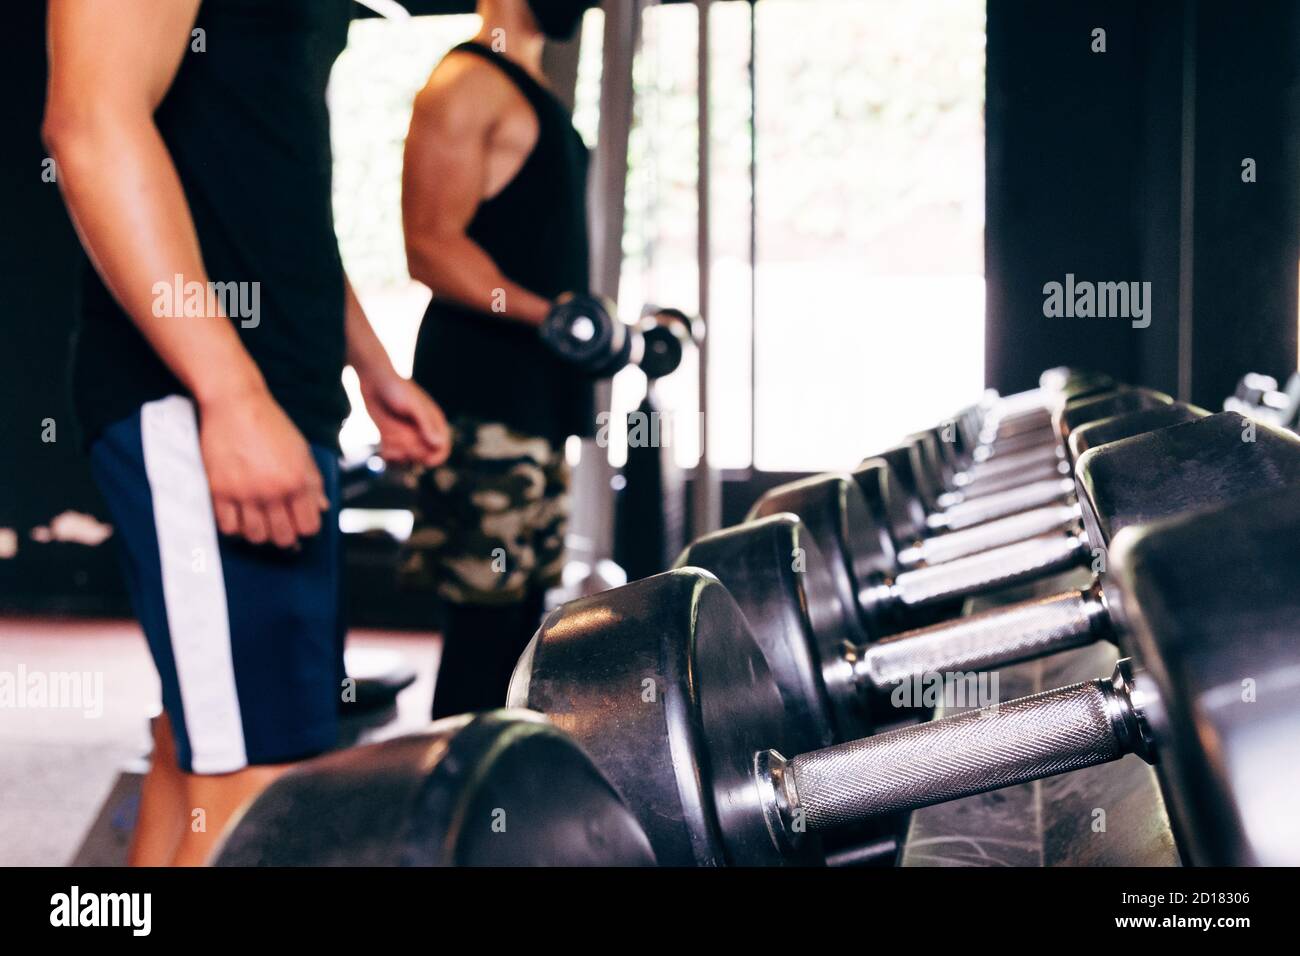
[872,401,1208,568]
[212,710,656,866]
[541,293,643,376]
[878,372,1122,518]
[688,412,1300,751]
[540,294,697,381]
[1224,371,1300,430]
[851,390,1195,566]
[637,305,704,381]
[944,368,1117,462]
[746,402,1214,644]
[860,386,1164,544]
[863,370,1109,498]
[511,482,1300,866]
[909,386,1174,515]
[968,367,1115,442]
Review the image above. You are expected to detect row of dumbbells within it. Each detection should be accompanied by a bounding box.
[212,369,1300,866]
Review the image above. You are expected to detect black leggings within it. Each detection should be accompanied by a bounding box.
[431,589,546,719]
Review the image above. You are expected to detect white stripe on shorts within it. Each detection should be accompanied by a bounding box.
[140,396,247,773]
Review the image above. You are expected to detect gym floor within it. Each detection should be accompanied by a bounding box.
[0,618,438,866]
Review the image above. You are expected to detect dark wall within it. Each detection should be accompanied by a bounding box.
[986,0,1300,404]
[1185,0,1300,407]
[0,3,128,612]
[985,1,1144,395]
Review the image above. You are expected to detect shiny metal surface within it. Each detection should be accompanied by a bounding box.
[777,666,1150,831]
[508,569,822,866]
[859,449,930,545]
[212,711,657,867]
[891,532,1088,609]
[852,460,924,557]
[912,502,1081,564]
[749,473,898,637]
[900,639,1180,867]
[930,478,1076,531]
[675,515,865,750]
[1053,386,1172,443]
[1109,485,1300,864]
[857,585,1107,690]
[1074,412,1300,567]
[952,457,1068,499]
[1066,401,1208,463]
[959,442,1062,483]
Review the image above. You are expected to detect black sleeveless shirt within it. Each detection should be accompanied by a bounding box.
[410,42,595,446]
[72,0,353,449]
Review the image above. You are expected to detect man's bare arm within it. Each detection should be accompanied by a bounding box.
[44,0,263,406]
[45,0,326,548]
[344,277,451,466]
[402,56,553,327]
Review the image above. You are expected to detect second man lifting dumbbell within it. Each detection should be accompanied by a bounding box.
[400,0,606,719]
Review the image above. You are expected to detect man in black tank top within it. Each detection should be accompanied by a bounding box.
[44,0,451,865]
[401,0,597,717]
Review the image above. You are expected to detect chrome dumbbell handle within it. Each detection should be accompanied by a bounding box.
[979,413,1054,448]
[852,584,1108,691]
[905,502,1082,566]
[961,442,1062,481]
[950,458,1069,499]
[931,477,1076,530]
[759,660,1154,839]
[886,532,1088,610]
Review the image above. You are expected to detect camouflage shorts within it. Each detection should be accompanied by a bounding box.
[400,419,570,605]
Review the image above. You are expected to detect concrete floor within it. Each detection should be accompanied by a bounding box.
[0,615,439,866]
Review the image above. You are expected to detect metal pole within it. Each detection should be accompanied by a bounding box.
[692,0,722,537]
[568,0,643,583]
[748,0,758,471]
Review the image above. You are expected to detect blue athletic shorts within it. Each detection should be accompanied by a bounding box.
[89,395,344,774]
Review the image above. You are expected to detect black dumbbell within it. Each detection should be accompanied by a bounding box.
[745,400,1209,643]
[846,387,1153,552]
[540,294,698,380]
[846,389,1196,568]
[637,306,703,381]
[944,368,1117,462]
[907,385,1173,518]
[540,293,642,376]
[511,482,1300,866]
[212,711,656,866]
[685,412,1300,751]
[871,400,1208,568]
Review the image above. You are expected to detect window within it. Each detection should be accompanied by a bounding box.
[752,0,987,471]
[327,2,987,474]
[327,11,606,461]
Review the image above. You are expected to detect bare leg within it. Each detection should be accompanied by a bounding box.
[171,763,291,866]
[127,713,186,867]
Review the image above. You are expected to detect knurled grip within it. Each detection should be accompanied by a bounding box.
[931,477,1076,531]
[788,680,1125,828]
[892,532,1086,609]
[858,587,1106,689]
[916,503,1081,564]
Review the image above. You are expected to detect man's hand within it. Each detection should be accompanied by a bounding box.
[360,374,452,467]
[199,391,329,548]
